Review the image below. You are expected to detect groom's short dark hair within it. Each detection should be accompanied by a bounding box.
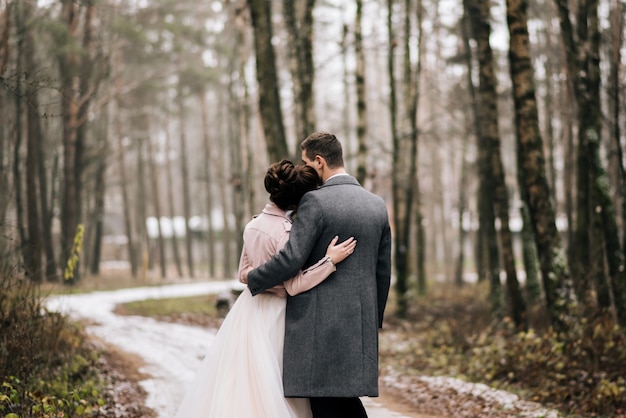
[300,132,344,169]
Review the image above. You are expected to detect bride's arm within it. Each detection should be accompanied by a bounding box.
[283,236,355,296]
[239,236,356,297]
[234,236,352,296]
[238,247,287,296]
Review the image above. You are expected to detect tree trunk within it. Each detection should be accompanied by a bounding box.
[389,0,425,317]
[13,1,27,272]
[520,203,541,305]
[74,1,96,239]
[0,2,9,73]
[228,69,245,263]
[510,0,574,331]
[114,100,137,278]
[410,0,425,296]
[431,146,448,279]
[455,129,469,288]
[23,1,42,283]
[38,144,58,282]
[232,4,256,220]
[199,92,216,278]
[494,153,527,328]
[429,1,452,282]
[486,38,527,329]
[233,2,253,241]
[283,0,316,142]
[459,2,481,287]
[465,0,501,314]
[246,0,288,161]
[541,22,558,202]
[161,113,182,278]
[58,0,81,284]
[561,66,576,273]
[416,194,427,296]
[217,86,234,277]
[608,0,626,323]
[90,148,106,276]
[556,0,625,323]
[594,0,613,309]
[354,0,368,185]
[89,109,108,276]
[146,117,166,279]
[136,137,151,279]
[591,130,626,317]
[177,82,194,278]
[388,0,407,318]
[341,23,353,172]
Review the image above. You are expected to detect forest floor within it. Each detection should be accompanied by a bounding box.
[94,310,562,418]
[99,281,563,418]
[45,271,580,418]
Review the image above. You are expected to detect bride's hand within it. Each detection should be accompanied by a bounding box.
[325,236,357,265]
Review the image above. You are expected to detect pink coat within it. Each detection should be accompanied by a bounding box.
[238,203,335,297]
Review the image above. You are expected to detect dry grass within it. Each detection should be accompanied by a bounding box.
[40,266,210,296]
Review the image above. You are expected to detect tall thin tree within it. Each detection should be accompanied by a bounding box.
[283,0,316,142]
[555,0,626,322]
[23,0,43,283]
[508,0,574,331]
[608,0,625,263]
[13,0,28,274]
[146,116,166,279]
[464,0,502,314]
[177,77,194,278]
[246,0,288,161]
[354,0,368,185]
[199,91,216,278]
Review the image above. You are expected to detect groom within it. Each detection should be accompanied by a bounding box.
[247,131,392,418]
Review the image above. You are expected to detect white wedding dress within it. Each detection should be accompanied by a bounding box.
[174,288,311,418]
[174,204,336,418]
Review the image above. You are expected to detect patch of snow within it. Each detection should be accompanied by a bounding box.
[46,281,414,418]
[46,281,235,416]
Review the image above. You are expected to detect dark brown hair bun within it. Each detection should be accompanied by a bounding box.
[265,159,320,210]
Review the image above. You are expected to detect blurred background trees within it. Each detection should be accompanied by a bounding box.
[1,0,625,330]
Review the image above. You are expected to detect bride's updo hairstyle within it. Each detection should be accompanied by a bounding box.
[265,159,320,211]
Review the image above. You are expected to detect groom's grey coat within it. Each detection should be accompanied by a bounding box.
[248,175,392,398]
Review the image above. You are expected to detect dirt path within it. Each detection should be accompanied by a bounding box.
[48,281,438,418]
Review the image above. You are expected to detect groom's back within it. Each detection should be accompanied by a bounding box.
[304,180,388,275]
[283,175,391,398]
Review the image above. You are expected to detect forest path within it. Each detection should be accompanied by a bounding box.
[47,281,439,418]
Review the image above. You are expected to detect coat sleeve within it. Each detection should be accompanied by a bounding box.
[376,220,392,328]
[247,193,323,296]
[284,256,336,296]
[238,246,288,297]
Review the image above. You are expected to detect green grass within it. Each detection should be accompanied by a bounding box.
[121,294,220,317]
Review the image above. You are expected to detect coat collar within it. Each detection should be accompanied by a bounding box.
[321,174,361,188]
[262,203,290,219]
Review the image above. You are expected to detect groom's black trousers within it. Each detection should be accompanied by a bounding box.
[309,397,368,418]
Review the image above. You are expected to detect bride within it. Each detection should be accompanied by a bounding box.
[175,160,356,418]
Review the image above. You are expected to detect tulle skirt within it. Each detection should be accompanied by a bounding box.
[174,288,312,418]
